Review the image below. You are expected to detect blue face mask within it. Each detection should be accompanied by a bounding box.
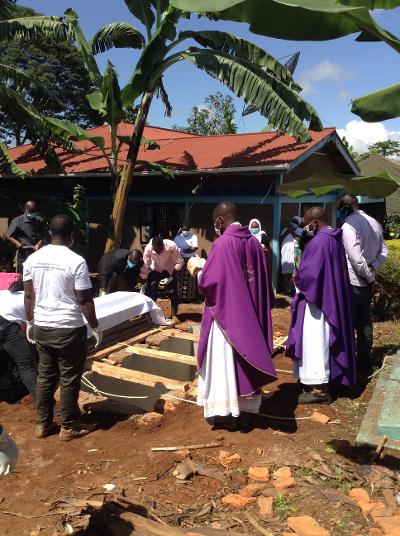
[127,260,136,269]
[250,227,260,235]
[182,231,190,238]
[26,212,35,221]
[336,207,348,224]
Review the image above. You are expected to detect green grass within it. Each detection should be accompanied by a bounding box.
[273,492,298,520]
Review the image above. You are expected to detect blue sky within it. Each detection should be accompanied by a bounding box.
[21,1,400,152]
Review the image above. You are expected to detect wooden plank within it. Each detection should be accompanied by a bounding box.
[162,329,200,343]
[90,361,188,391]
[127,345,197,366]
[87,327,163,360]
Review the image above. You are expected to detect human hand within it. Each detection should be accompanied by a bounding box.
[92,326,103,349]
[0,427,19,476]
[26,320,36,344]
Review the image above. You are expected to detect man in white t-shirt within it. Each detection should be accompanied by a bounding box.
[23,214,103,442]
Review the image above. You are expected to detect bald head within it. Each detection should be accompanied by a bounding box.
[213,201,238,236]
[304,206,327,225]
[24,200,36,213]
[213,201,237,220]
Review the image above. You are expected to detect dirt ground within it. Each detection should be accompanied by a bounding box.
[1,298,400,536]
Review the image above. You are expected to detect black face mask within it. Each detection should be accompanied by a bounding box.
[299,230,313,252]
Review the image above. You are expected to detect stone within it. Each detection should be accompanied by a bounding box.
[310,412,331,424]
[219,450,241,466]
[349,488,371,504]
[240,483,268,497]
[248,466,270,482]
[273,466,292,480]
[258,496,273,518]
[287,515,330,536]
[221,494,256,509]
[138,412,163,426]
[154,399,178,414]
[375,515,400,534]
[273,476,296,490]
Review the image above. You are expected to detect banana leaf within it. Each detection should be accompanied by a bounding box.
[276,171,400,198]
[351,83,400,122]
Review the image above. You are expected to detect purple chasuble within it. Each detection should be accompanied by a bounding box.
[198,224,277,396]
[286,227,357,386]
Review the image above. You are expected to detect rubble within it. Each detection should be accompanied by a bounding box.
[287,515,330,536]
[248,466,270,482]
[220,494,257,509]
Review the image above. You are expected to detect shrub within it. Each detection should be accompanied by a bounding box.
[374,239,400,319]
[385,214,400,240]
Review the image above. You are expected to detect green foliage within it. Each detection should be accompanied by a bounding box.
[0,4,102,146]
[385,214,400,239]
[351,82,400,123]
[273,492,298,520]
[375,239,400,319]
[38,184,88,255]
[173,92,237,135]
[357,140,400,162]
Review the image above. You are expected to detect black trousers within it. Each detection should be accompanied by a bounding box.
[352,284,373,370]
[16,247,35,275]
[0,316,37,399]
[145,270,179,315]
[35,325,87,428]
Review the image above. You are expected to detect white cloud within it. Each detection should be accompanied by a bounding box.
[337,119,400,154]
[298,60,354,96]
[338,89,351,100]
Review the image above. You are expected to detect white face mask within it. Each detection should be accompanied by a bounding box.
[214,217,223,237]
[182,231,190,238]
[303,220,317,237]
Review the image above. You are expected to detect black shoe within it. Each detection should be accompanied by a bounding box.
[298,390,332,405]
[206,415,239,431]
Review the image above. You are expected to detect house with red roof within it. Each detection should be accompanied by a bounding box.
[0,123,358,288]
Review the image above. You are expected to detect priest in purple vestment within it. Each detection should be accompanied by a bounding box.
[286,207,357,404]
[197,202,277,430]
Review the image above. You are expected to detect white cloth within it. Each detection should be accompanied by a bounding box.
[281,234,296,274]
[293,301,330,385]
[86,291,169,337]
[174,233,198,258]
[0,427,19,476]
[0,290,25,325]
[23,244,92,328]
[342,210,388,287]
[197,320,261,418]
[0,290,169,337]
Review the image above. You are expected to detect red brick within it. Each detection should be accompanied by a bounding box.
[287,515,330,536]
[221,494,256,509]
[258,496,273,518]
[248,466,270,482]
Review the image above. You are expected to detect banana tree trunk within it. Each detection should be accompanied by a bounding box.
[104,90,154,252]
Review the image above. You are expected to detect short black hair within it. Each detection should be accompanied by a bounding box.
[49,214,75,237]
[130,249,143,260]
[8,277,23,293]
[152,235,164,249]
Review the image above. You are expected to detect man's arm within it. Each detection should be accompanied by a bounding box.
[5,220,22,249]
[75,289,98,329]
[371,231,389,270]
[23,280,35,322]
[140,244,152,280]
[172,245,184,272]
[342,224,375,283]
[34,240,43,251]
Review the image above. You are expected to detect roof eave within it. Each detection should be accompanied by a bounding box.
[0,163,290,179]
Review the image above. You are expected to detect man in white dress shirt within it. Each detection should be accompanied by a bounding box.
[336,194,388,376]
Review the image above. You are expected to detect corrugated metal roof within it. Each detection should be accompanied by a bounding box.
[5,122,335,176]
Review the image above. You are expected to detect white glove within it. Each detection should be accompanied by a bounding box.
[26,320,36,344]
[92,326,103,349]
[99,289,107,297]
[159,276,173,286]
[0,427,19,476]
[139,284,146,295]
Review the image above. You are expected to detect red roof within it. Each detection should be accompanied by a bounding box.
[5,122,335,175]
